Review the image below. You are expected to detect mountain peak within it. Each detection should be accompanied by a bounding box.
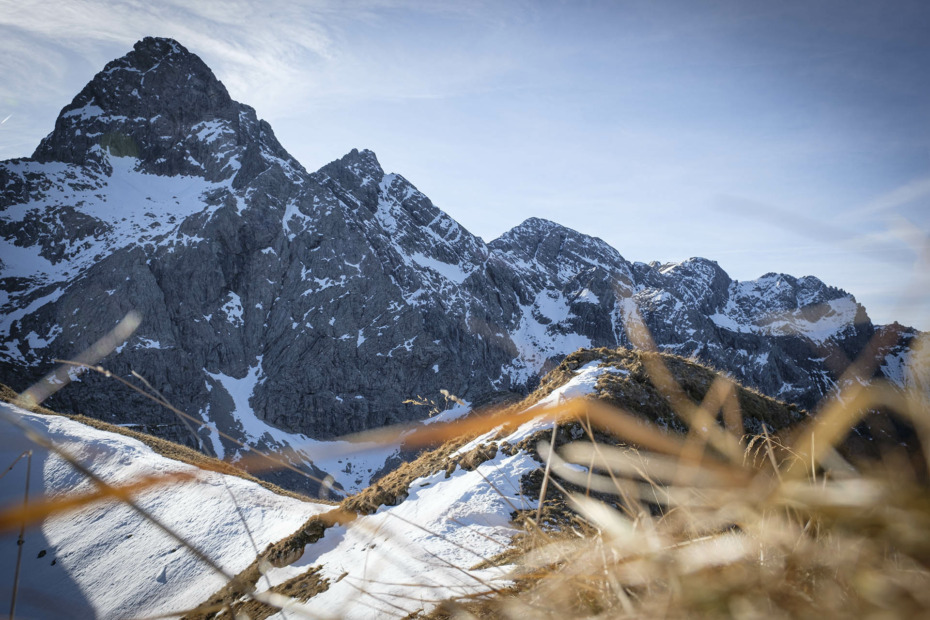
[55,36,232,124]
[131,36,189,60]
[340,148,384,176]
[28,37,287,181]
[318,148,385,190]
[492,217,613,250]
[514,217,563,232]
[490,216,631,283]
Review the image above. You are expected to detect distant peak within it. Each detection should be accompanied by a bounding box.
[518,217,563,230]
[32,36,238,167]
[681,256,722,269]
[136,36,185,52]
[319,148,385,187]
[496,217,578,242]
[126,36,194,68]
[490,216,627,269]
[132,37,190,58]
[55,35,231,120]
[341,148,383,173]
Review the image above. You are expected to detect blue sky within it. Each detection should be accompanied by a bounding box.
[1,0,928,329]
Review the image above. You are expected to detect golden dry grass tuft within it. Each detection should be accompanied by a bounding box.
[418,336,930,619]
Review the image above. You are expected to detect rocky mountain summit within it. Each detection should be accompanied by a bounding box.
[0,37,919,493]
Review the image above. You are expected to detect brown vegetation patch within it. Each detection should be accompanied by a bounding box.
[207,566,330,620]
[185,507,350,619]
[561,347,804,433]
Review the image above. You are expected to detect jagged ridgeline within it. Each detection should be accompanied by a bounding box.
[0,38,921,489]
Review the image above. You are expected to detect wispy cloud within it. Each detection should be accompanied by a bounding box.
[0,0,524,107]
[712,193,920,265]
[0,0,529,158]
[857,176,930,217]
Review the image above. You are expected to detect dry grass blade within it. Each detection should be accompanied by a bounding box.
[52,360,334,491]
[558,442,745,488]
[15,311,141,409]
[0,470,197,531]
[620,300,746,463]
[0,403,238,585]
[786,379,926,479]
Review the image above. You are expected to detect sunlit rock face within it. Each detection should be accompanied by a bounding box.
[0,37,912,492]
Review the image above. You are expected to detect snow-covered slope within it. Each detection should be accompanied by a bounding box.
[0,402,328,619]
[229,360,626,618]
[261,451,538,619]
[210,347,808,618]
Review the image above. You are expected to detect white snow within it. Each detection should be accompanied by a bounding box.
[220,292,244,327]
[282,199,313,240]
[263,450,538,619]
[533,361,623,410]
[574,288,600,304]
[0,403,327,619]
[207,361,266,446]
[191,119,234,145]
[0,152,225,294]
[422,400,472,425]
[711,286,859,344]
[760,296,859,343]
[458,361,619,456]
[25,324,62,349]
[879,353,902,388]
[206,360,400,494]
[61,104,104,120]
[709,309,751,333]
[408,251,473,284]
[134,337,162,350]
[505,289,593,383]
[0,287,64,339]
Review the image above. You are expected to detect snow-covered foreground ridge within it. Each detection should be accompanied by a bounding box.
[196,362,627,618]
[199,349,810,618]
[0,402,329,619]
[0,360,617,619]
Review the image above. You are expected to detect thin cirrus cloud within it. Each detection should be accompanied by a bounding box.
[856,177,930,219]
[0,0,334,99]
[0,0,525,158]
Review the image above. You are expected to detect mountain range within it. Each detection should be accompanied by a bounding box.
[0,37,921,494]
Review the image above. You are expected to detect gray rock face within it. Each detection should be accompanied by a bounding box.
[0,38,920,493]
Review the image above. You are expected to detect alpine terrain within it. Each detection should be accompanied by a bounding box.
[0,347,813,619]
[0,37,923,494]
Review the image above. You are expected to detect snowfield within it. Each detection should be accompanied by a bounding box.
[0,402,329,619]
[263,451,539,619]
